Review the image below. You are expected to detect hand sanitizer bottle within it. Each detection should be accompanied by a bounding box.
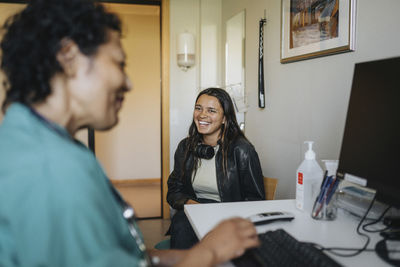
[296,141,323,212]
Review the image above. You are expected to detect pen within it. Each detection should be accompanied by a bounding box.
[314,176,334,217]
[316,171,329,203]
[317,175,332,204]
[326,178,340,204]
[324,176,337,202]
[320,170,328,189]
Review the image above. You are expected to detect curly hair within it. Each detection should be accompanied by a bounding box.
[183,88,247,179]
[0,0,121,111]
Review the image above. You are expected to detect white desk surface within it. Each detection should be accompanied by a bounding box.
[184,199,390,267]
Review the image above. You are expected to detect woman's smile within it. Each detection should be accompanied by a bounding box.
[193,94,225,144]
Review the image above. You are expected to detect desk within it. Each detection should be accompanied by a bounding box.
[184,199,389,266]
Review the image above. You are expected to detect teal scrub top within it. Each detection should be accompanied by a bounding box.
[0,104,147,266]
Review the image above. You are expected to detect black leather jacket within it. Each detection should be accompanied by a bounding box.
[167,137,265,210]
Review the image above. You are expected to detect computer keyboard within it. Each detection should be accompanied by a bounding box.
[232,229,341,267]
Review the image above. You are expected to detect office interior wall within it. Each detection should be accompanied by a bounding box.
[200,0,222,89]
[95,4,161,180]
[169,0,400,199]
[221,0,400,199]
[169,1,222,216]
[169,0,222,170]
[169,0,199,169]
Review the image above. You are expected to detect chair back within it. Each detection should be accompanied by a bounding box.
[263,177,278,200]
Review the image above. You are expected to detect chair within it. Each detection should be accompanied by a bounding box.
[264,177,278,200]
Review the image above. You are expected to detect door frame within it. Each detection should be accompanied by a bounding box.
[160,0,170,219]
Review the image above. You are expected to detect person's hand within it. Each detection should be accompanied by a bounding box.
[199,217,259,264]
[175,217,259,267]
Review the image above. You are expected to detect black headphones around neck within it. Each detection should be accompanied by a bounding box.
[194,144,216,159]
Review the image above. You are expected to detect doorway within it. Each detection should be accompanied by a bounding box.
[95,3,162,219]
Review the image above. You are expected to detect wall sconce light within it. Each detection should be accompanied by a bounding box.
[177,32,195,71]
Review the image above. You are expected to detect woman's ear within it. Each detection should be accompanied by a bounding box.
[56,38,80,77]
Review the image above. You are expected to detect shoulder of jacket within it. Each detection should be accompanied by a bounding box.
[175,138,192,156]
[231,136,253,149]
[178,137,190,147]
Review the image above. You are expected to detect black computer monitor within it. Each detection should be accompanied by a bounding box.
[336,57,400,208]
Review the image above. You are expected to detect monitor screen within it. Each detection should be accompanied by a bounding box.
[336,57,400,207]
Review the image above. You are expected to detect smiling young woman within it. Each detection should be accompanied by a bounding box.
[167,88,266,249]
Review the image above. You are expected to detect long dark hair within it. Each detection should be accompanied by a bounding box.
[183,88,246,180]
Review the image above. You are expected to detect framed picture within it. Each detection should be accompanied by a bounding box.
[281,0,356,63]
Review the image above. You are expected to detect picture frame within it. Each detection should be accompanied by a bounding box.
[280,0,356,63]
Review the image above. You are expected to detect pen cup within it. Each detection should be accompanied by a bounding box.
[311,192,337,220]
[311,177,340,220]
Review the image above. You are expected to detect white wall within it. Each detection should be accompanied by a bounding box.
[200,0,222,89]
[169,0,400,199]
[221,0,400,199]
[170,0,199,169]
[169,0,222,170]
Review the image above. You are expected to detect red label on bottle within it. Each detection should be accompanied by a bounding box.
[298,172,303,185]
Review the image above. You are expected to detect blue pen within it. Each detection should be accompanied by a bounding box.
[317,175,333,203]
[326,178,340,204]
[323,176,335,197]
[316,172,329,202]
[320,170,328,189]
[312,171,327,213]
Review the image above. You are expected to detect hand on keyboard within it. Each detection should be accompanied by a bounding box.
[233,229,341,267]
[200,217,260,264]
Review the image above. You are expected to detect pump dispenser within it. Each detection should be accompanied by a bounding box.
[305,141,316,160]
[296,141,323,212]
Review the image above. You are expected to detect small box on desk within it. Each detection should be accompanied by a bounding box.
[336,182,386,220]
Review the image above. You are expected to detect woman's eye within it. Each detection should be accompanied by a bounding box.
[195,106,201,111]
